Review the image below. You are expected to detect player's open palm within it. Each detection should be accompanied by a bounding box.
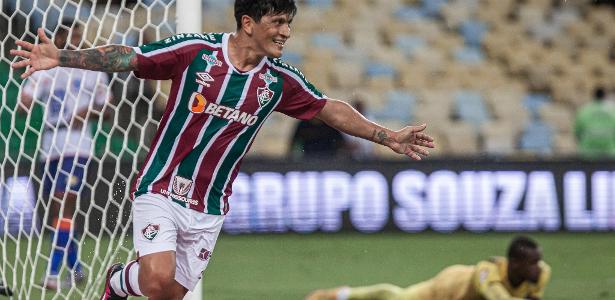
[10,28,60,79]
[388,123,435,160]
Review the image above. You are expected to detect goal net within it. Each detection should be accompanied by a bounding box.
[1,0,176,298]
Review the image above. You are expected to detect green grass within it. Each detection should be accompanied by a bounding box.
[204,232,615,300]
[2,233,132,300]
[3,232,615,299]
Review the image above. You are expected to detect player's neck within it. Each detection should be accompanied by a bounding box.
[228,32,265,73]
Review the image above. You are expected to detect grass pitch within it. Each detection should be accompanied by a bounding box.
[204,232,615,300]
[2,232,614,299]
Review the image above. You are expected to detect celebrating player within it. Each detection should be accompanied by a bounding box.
[306,236,551,300]
[11,0,434,299]
[17,19,110,290]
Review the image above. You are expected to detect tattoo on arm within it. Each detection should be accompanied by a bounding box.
[371,129,394,145]
[59,45,137,72]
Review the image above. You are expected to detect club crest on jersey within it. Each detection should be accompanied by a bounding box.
[68,175,79,188]
[142,223,160,241]
[172,176,193,196]
[197,248,212,261]
[202,53,222,67]
[257,87,275,107]
[195,72,214,87]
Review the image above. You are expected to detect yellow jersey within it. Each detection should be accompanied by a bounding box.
[404,257,551,300]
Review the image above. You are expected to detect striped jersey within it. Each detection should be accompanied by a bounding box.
[131,32,327,215]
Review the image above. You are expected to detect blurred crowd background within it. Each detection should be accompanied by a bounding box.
[2,0,615,163]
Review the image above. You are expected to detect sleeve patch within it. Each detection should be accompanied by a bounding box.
[479,269,490,283]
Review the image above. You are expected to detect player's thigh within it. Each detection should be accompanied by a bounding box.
[174,211,224,291]
[132,193,178,264]
[347,284,404,300]
[397,281,434,300]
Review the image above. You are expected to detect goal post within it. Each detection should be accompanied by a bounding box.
[175,1,204,300]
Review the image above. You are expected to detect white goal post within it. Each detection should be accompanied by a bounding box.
[0,0,207,299]
[177,1,204,298]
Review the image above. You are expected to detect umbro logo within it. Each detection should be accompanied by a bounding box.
[195,72,214,87]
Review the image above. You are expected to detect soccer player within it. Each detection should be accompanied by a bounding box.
[306,236,551,300]
[10,0,435,299]
[17,19,110,290]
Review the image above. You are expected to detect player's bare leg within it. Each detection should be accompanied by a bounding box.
[307,284,404,300]
[139,251,188,300]
[305,287,343,300]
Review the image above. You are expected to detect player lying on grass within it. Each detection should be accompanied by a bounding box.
[11,0,435,299]
[306,236,550,300]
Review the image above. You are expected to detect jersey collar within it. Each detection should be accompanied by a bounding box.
[222,33,267,75]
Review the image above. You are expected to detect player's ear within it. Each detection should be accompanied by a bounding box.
[241,15,254,35]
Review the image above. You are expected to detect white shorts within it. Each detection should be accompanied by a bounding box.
[132,193,224,291]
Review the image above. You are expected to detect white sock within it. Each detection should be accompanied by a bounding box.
[110,260,143,297]
[110,269,127,297]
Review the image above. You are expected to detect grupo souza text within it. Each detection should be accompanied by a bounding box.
[224,170,615,233]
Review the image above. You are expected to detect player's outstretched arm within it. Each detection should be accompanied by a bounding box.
[10,28,138,79]
[315,99,435,160]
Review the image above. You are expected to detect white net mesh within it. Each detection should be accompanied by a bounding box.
[1,1,175,298]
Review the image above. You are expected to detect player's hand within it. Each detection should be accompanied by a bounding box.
[10,28,60,79]
[387,123,435,160]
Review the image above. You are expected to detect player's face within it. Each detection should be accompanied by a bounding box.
[252,13,292,58]
[68,28,83,50]
[54,28,83,50]
[515,248,542,283]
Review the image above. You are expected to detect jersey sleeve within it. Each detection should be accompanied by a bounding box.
[275,65,327,120]
[474,261,526,300]
[132,34,212,80]
[528,261,551,299]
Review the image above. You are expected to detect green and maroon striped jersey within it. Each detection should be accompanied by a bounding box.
[131,33,326,215]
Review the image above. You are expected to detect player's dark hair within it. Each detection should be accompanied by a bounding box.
[56,18,81,37]
[507,236,538,260]
[234,0,297,30]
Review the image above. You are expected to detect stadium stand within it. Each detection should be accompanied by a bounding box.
[249,0,615,159]
[8,0,613,159]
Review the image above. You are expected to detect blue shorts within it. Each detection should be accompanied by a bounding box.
[42,157,88,195]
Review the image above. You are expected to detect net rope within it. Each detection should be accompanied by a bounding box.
[1,1,174,298]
